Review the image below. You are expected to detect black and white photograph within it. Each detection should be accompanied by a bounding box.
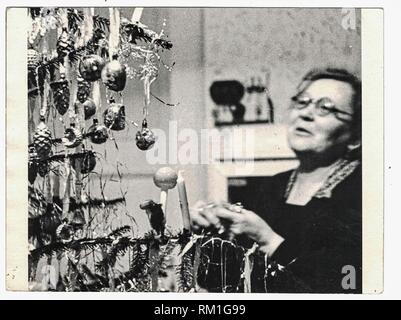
[4,5,385,296]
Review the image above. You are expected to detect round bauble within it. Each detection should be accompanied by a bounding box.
[62,125,83,148]
[79,54,105,82]
[135,127,156,150]
[87,119,108,144]
[101,58,127,92]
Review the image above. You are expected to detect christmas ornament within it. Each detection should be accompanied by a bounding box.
[41,204,62,235]
[103,99,126,131]
[76,78,91,103]
[87,119,108,144]
[83,98,97,120]
[79,54,105,82]
[27,48,40,71]
[56,28,75,58]
[63,124,83,148]
[33,117,52,160]
[51,74,70,115]
[135,119,156,150]
[56,222,74,243]
[101,56,127,92]
[71,208,86,240]
[71,208,86,227]
[37,160,50,177]
[28,146,38,184]
[81,151,97,174]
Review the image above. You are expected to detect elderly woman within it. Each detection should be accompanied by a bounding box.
[191,68,362,293]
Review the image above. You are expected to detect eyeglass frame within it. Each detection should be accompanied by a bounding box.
[290,93,354,122]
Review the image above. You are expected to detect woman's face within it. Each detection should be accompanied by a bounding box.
[287,78,355,159]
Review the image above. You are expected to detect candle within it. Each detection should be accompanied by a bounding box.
[177,170,191,232]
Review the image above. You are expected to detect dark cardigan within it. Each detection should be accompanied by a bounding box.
[240,165,362,293]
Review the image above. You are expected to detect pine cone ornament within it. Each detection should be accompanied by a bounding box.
[33,118,52,160]
[51,74,70,115]
[76,78,91,103]
[56,28,74,58]
[103,99,126,131]
[135,120,156,150]
[101,56,127,92]
[27,48,40,71]
[79,54,105,82]
[87,119,108,144]
[63,124,83,148]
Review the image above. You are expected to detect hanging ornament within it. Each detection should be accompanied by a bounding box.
[81,151,97,174]
[27,48,40,71]
[103,98,126,131]
[62,123,83,148]
[101,55,127,92]
[87,119,108,144]
[56,222,74,243]
[72,150,97,174]
[135,119,156,150]
[71,208,86,227]
[79,54,105,82]
[51,73,70,116]
[40,203,62,237]
[33,117,52,160]
[83,98,97,120]
[71,208,86,240]
[76,78,91,103]
[28,146,38,184]
[37,160,50,178]
[56,27,75,58]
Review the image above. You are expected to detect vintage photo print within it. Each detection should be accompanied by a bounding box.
[6,7,383,294]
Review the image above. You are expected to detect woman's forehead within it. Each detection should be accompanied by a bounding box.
[304,79,354,111]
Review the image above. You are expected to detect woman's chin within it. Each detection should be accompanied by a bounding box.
[288,135,315,153]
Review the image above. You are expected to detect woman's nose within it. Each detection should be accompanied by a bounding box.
[297,103,315,121]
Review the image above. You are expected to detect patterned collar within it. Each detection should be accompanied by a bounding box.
[284,158,361,200]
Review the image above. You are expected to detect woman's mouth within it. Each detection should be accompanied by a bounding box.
[294,127,313,136]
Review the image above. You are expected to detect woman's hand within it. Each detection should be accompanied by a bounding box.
[189,200,223,233]
[212,205,285,257]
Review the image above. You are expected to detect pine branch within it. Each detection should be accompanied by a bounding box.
[107,225,131,238]
[95,236,133,270]
[127,241,149,278]
[176,249,194,292]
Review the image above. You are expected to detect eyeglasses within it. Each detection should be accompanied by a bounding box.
[290,93,353,121]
